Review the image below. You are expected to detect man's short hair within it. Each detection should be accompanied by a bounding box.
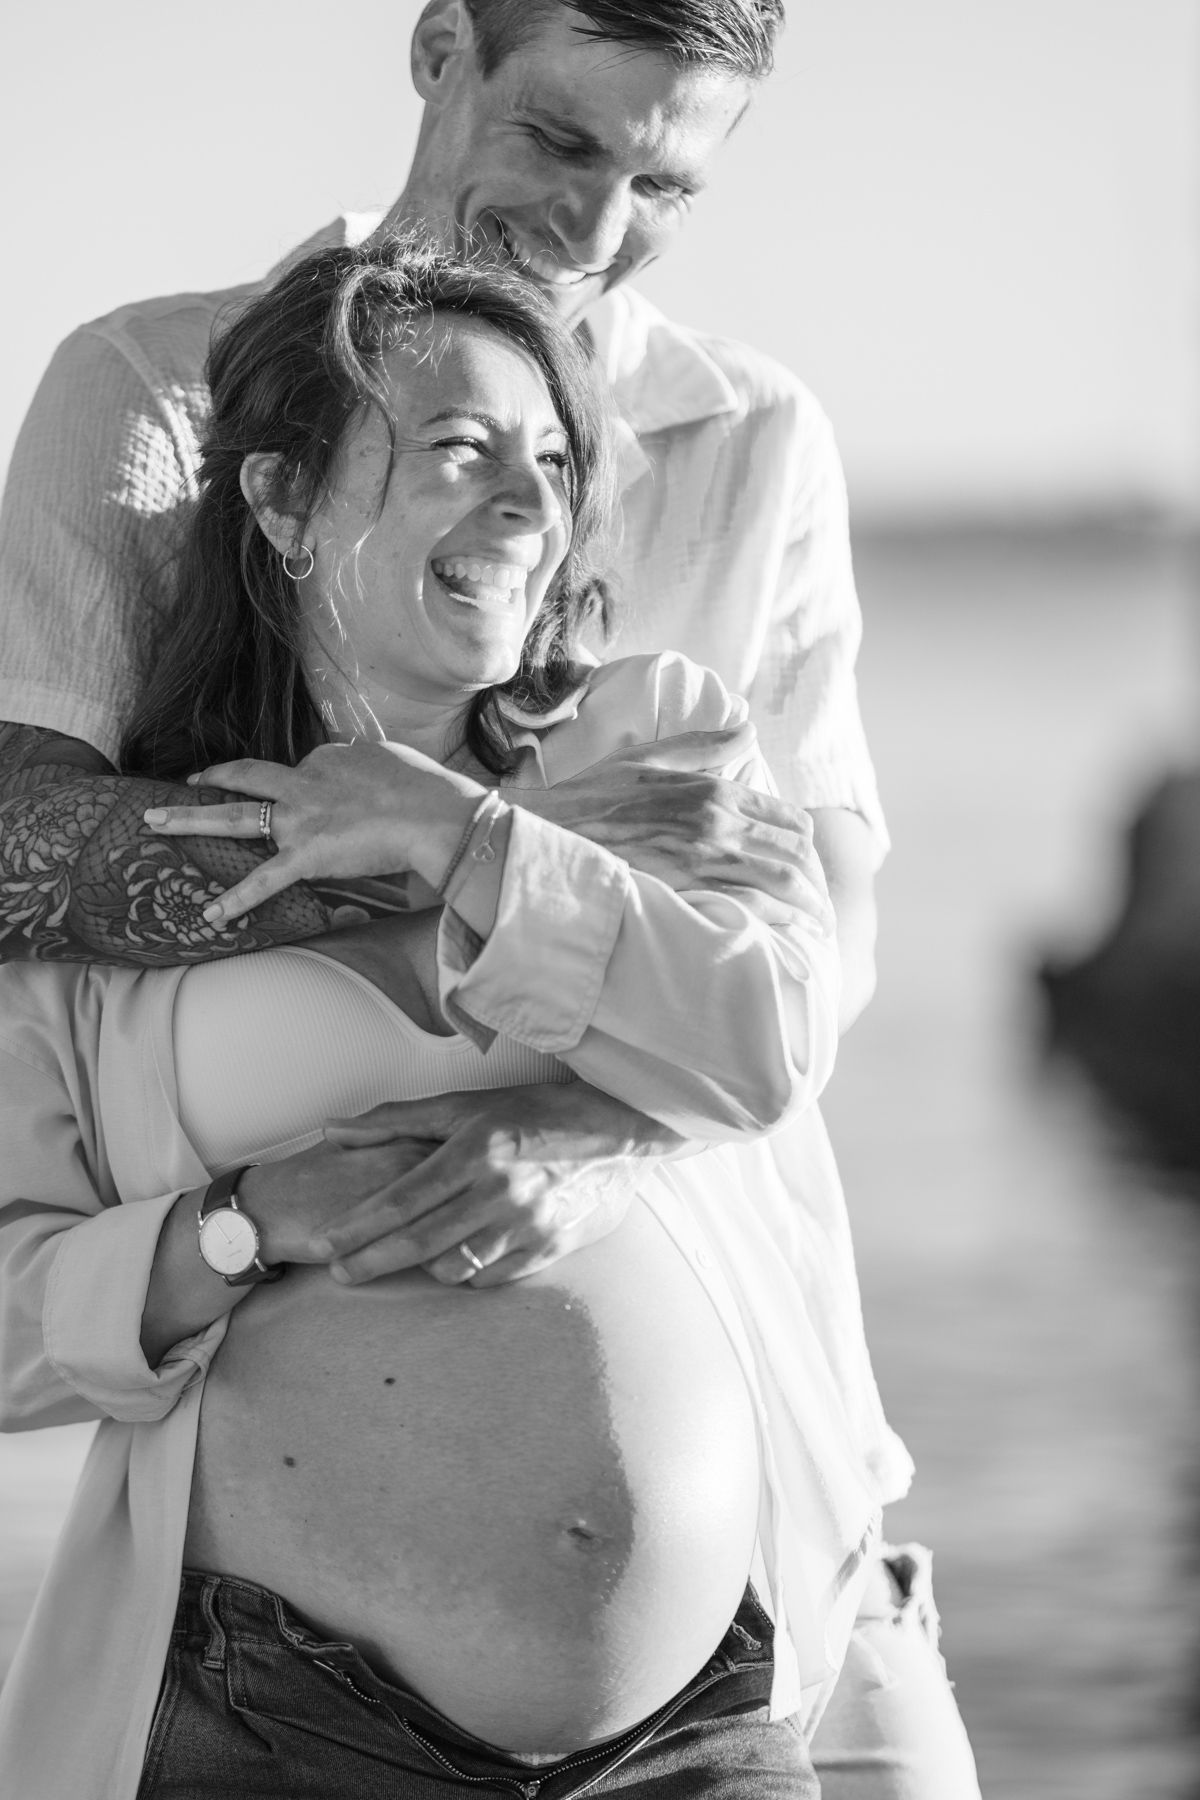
[463,0,785,81]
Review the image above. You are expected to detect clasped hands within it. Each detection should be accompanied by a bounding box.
[146,721,820,1285]
[236,1082,684,1288]
[144,718,822,929]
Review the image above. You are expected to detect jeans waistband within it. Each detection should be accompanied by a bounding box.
[175,1567,776,1777]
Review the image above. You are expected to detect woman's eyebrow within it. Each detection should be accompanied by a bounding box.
[421,407,505,431]
[420,408,567,444]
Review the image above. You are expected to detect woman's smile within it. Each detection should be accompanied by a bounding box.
[428,553,532,611]
[297,314,572,740]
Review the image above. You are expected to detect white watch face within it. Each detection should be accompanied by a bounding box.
[199,1207,259,1277]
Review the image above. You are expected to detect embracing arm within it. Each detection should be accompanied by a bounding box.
[514,743,875,1036]
[0,722,337,964]
[0,326,394,963]
[811,807,878,1031]
[0,1032,231,1430]
[156,661,840,1141]
[0,1048,387,1408]
[432,655,841,1139]
[440,803,839,1141]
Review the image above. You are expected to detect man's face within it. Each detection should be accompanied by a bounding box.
[408,5,752,323]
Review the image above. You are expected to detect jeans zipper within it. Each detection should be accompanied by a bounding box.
[403,1666,732,1800]
[314,1664,540,1796]
[549,1671,729,1799]
[312,1658,380,1706]
[394,1716,544,1796]
[318,1654,736,1797]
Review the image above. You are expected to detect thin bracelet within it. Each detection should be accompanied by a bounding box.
[436,791,503,898]
[468,793,508,867]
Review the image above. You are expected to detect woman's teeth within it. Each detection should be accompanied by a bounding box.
[430,557,528,606]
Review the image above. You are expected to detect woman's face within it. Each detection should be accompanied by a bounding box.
[300,313,573,732]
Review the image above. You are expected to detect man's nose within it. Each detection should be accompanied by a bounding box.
[547,178,632,269]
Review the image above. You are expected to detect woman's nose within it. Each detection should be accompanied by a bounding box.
[495,461,566,535]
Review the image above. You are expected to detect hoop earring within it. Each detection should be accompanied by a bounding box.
[282,543,314,582]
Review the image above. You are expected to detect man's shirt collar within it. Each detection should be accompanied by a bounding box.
[583,286,741,435]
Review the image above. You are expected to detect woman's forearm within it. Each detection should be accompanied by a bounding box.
[438,804,841,1141]
[139,1186,255,1368]
[141,1162,323,1367]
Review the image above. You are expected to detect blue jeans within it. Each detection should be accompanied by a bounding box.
[135,1571,818,1798]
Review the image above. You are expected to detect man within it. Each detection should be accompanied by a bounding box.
[0,1,979,1791]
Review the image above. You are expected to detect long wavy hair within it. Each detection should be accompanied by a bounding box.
[121,235,616,780]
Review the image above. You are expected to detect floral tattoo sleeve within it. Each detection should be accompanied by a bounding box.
[0,723,330,966]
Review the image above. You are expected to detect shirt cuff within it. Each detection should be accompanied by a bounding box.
[438,808,628,1051]
[43,1193,226,1421]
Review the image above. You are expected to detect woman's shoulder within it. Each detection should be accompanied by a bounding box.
[535,652,748,781]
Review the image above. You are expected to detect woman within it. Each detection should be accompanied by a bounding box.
[0,239,892,1797]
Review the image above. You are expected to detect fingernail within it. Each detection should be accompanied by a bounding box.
[202,903,223,922]
[330,1265,353,1285]
[143,808,166,826]
[310,1237,335,1258]
[186,773,200,786]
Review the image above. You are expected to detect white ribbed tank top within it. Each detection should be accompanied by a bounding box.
[171,945,572,1174]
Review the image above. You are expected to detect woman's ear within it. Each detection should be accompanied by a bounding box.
[411,0,474,104]
[240,454,301,557]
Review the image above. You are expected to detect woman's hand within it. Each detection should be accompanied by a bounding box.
[143,741,486,925]
[141,1130,439,1365]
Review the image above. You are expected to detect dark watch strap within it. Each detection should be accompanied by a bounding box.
[199,1164,259,1219]
[198,1165,286,1286]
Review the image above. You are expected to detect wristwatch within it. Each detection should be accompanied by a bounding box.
[197,1165,285,1287]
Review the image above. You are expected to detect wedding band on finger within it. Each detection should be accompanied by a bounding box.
[458,1241,485,1275]
[258,799,274,841]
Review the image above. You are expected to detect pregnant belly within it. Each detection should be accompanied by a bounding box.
[184,1196,760,1756]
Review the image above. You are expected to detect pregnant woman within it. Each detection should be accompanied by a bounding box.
[0,239,882,1797]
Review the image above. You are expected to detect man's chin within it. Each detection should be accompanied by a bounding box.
[530,272,608,323]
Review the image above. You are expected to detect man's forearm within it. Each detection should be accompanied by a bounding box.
[810,806,878,1032]
[0,723,328,965]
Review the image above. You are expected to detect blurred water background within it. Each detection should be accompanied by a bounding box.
[4,524,1199,1799]
[828,525,1200,1798]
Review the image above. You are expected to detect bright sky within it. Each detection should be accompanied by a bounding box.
[3,0,1197,520]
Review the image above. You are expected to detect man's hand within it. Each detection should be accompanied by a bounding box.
[515,726,824,927]
[514,728,878,1027]
[306,1082,686,1287]
[143,1082,680,1361]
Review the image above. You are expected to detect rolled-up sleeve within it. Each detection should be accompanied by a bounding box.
[438,656,842,1140]
[749,396,888,863]
[0,327,194,762]
[0,1047,223,1432]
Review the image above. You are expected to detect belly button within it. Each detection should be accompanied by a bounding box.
[564,1520,604,1552]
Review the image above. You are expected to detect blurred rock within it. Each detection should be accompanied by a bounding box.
[1040,770,1200,1168]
